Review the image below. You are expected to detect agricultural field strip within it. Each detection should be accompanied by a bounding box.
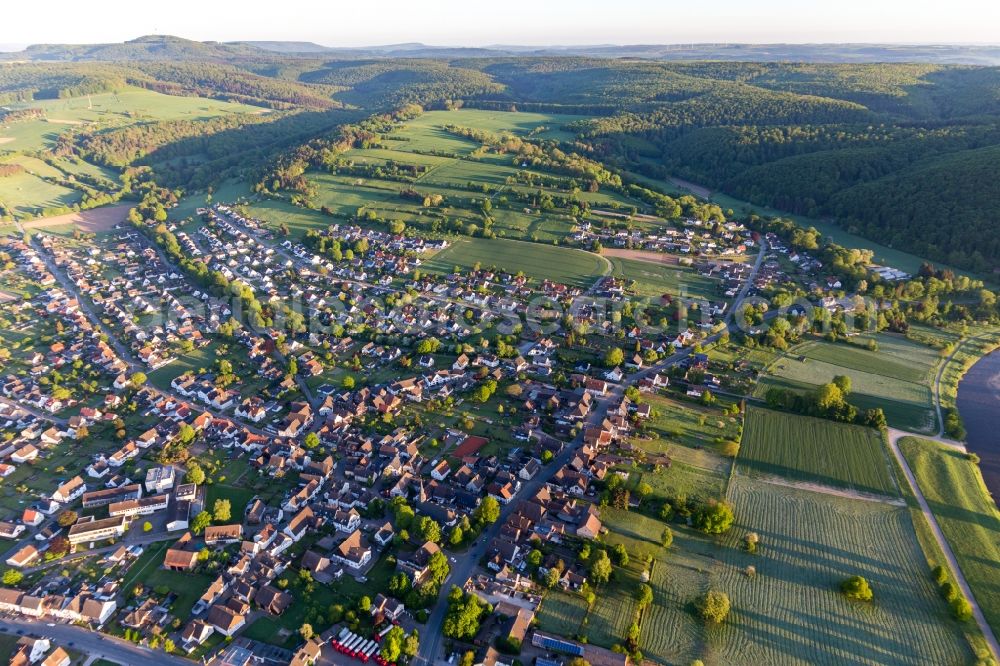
[898,436,1000,645]
[738,407,900,497]
[712,476,973,665]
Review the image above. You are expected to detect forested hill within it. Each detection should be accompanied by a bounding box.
[7,37,1000,65]
[556,62,1000,272]
[3,44,1000,271]
[10,35,269,62]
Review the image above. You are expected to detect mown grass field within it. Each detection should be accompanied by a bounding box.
[537,588,590,639]
[739,407,899,496]
[641,556,704,664]
[600,507,715,662]
[601,506,722,664]
[588,561,644,649]
[423,237,607,287]
[600,480,976,665]
[900,436,1000,635]
[707,476,972,666]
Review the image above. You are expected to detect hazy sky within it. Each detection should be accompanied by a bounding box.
[3,0,999,47]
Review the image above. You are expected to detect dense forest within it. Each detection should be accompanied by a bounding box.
[3,39,1000,272]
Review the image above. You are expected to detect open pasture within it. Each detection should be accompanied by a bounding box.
[637,462,730,510]
[769,351,932,407]
[0,154,65,178]
[760,336,939,432]
[738,407,899,496]
[419,157,520,188]
[398,109,586,146]
[0,170,82,217]
[635,393,741,456]
[754,374,936,434]
[342,146,456,168]
[171,179,252,220]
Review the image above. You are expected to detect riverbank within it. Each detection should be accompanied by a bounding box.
[957,349,1000,502]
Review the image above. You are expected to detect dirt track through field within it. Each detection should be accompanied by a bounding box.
[602,248,681,265]
[0,138,13,144]
[591,208,661,222]
[753,472,905,506]
[21,203,131,233]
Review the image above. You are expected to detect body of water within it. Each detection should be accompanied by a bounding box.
[957,349,1000,501]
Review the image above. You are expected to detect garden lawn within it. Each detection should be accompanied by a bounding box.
[537,589,590,639]
[120,541,214,618]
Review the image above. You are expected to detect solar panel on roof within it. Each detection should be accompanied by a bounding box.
[535,634,584,655]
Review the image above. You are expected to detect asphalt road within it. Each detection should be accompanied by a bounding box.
[0,618,193,665]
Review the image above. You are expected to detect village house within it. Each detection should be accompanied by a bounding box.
[332,529,372,570]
